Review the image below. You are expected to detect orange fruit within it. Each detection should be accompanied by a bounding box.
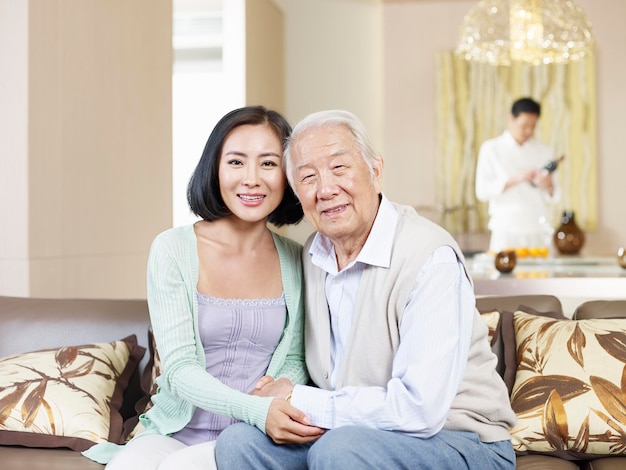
[515,247,529,258]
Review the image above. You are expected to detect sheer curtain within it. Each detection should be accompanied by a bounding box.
[434,52,597,236]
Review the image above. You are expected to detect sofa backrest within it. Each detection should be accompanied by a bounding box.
[476,294,564,316]
[573,300,626,320]
[0,296,151,364]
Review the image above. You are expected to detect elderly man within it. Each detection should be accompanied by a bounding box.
[215,110,516,469]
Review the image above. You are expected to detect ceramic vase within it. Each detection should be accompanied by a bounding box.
[553,211,585,255]
[495,250,516,273]
[618,247,626,269]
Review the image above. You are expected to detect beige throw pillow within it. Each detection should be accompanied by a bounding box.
[480,310,501,345]
[510,311,626,459]
[0,335,144,451]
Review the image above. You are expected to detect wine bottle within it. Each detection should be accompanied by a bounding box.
[542,154,565,172]
[531,154,564,188]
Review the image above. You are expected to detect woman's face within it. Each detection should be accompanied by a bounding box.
[218,123,286,224]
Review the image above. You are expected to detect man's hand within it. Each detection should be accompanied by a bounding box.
[252,375,275,393]
[264,398,325,444]
[505,168,538,191]
[250,377,294,400]
[533,169,554,194]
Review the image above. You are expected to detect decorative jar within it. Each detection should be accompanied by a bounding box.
[618,247,626,269]
[495,250,516,273]
[553,210,585,255]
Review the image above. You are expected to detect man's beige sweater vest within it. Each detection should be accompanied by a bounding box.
[303,203,516,443]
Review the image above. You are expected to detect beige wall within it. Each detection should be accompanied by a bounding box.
[3,0,623,298]
[0,1,29,295]
[382,0,626,256]
[276,0,384,243]
[0,0,173,299]
[246,0,285,113]
[280,0,625,255]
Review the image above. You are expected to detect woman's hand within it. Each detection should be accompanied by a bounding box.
[264,399,325,444]
[251,377,324,443]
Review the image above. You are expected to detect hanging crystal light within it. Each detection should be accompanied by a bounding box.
[455,0,594,66]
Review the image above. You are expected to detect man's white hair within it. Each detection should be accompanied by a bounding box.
[283,110,381,192]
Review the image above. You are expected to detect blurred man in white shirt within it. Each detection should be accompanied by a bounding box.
[475,97,561,253]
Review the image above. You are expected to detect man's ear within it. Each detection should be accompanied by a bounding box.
[372,156,384,192]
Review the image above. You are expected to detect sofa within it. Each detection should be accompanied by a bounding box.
[477,295,626,470]
[2,294,626,469]
[0,295,152,469]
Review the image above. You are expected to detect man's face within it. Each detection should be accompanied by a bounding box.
[290,124,382,247]
[508,112,539,145]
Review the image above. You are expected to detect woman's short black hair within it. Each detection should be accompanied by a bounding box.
[187,106,303,227]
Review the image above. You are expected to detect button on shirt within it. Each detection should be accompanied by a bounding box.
[291,196,476,436]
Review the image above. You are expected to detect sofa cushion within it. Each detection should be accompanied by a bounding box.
[500,305,567,393]
[0,445,106,470]
[480,310,501,345]
[0,335,145,452]
[477,295,565,381]
[586,457,626,470]
[509,311,626,460]
[516,454,581,469]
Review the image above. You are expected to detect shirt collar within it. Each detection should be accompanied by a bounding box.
[503,130,516,145]
[503,129,533,147]
[309,194,397,274]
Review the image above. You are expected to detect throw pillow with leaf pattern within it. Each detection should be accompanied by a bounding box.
[480,310,501,345]
[0,335,144,451]
[510,311,626,459]
[124,328,161,440]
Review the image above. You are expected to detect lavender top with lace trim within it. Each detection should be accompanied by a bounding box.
[172,292,287,444]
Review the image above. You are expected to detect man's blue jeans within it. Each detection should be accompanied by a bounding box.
[215,423,515,469]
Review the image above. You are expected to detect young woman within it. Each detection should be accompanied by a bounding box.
[85,106,312,469]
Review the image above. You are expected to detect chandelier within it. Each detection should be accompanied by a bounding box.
[455,0,594,66]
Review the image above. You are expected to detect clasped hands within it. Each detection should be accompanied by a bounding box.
[249,376,325,444]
